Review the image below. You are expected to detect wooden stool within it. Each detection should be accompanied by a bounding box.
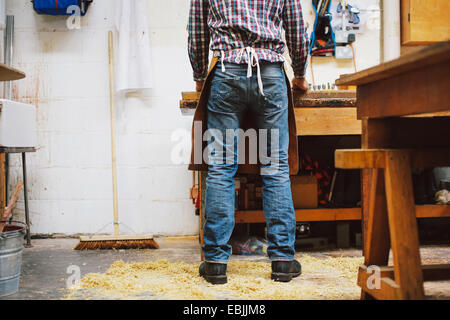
[335,148,450,300]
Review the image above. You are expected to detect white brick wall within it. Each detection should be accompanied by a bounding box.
[7,0,198,236]
[6,0,380,236]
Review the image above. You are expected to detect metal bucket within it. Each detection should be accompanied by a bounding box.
[0,222,25,297]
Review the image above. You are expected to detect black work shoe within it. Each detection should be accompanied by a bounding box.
[199,262,227,285]
[271,260,302,282]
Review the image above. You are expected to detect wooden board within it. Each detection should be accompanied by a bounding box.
[292,90,356,107]
[335,41,450,86]
[0,64,26,82]
[180,90,357,115]
[356,61,450,118]
[401,0,450,46]
[234,205,450,224]
[294,108,361,136]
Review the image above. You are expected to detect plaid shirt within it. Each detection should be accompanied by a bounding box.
[188,0,309,81]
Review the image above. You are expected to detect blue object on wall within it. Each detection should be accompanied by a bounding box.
[33,0,92,16]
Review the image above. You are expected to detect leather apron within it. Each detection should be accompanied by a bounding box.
[188,57,299,175]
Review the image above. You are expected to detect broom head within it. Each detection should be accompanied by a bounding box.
[74,235,159,250]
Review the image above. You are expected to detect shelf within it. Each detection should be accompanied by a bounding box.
[235,205,450,224]
[0,63,25,81]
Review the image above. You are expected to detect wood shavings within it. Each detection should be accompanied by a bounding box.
[65,255,364,300]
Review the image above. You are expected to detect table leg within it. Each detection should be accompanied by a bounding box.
[22,153,32,247]
[384,150,424,299]
[360,168,390,299]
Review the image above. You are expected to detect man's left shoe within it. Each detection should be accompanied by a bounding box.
[271,260,302,282]
[199,262,227,285]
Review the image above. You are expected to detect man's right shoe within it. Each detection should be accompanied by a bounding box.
[271,260,302,283]
[199,261,227,284]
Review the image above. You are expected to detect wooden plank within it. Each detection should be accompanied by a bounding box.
[356,62,450,118]
[235,205,450,224]
[292,90,356,107]
[364,169,390,267]
[376,264,450,282]
[180,90,357,113]
[235,208,362,224]
[335,149,386,169]
[335,41,450,86]
[401,0,450,46]
[358,265,401,300]
[416,205,450,218]
[294,108,361,136]
[0,64,26,82]
[360,169,390,300]
[384,150,424,299]
[335,148,450,169]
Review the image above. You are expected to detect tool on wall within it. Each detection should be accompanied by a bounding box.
[310,0,336,57]
[333,0,361,60]
[74,31,158,250]
[32,0,93,16]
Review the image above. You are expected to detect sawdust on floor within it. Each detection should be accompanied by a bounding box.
[65,255,364,300]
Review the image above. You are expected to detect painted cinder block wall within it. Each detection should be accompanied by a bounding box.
[7,0,380,236]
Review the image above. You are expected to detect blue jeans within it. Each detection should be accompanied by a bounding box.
[203,62,296,263]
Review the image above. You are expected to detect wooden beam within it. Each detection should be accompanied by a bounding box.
[335,148,450,169]
[384,150,425,299]
[235,205,450,224]
[336,41,450,86]
[235,208,362,224]
[356,62,450,118]
[294,108,361,136]
[364,169,390,267]
[376,264,450,282]
[358,265,401,300]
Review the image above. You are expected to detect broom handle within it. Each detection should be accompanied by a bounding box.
[108,31,120,237]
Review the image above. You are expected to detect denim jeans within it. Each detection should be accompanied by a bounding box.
[203,62,296,263]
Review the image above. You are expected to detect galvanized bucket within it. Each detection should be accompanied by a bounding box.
[0,222,25,297]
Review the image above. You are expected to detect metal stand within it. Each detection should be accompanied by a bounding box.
[22,153,31,247]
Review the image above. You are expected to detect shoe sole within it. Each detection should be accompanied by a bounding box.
[202,274,227,285]
[271,271,301,283]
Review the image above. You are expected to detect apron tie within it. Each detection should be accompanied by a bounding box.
[219,47,265,96]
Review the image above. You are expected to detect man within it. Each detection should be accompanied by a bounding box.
[188,0,309,284]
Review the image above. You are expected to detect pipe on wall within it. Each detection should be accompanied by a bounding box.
[381,0,401,62]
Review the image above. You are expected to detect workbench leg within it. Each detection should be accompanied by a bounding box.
[360,169,390,300]
[22,153,32,247]
[384,151,424,299]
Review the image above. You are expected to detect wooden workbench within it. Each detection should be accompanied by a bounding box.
[335,41,450,300]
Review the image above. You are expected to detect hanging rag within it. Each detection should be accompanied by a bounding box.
[115,0,153,94]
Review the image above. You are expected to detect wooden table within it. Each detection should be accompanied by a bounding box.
[335,41,450,299]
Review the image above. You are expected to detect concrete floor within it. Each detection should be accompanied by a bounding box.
[1,238,449,300]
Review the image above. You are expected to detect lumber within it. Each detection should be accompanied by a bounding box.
[336,41,450,86]
[335,148,450,169]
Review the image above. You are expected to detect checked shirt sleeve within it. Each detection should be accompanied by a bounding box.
[282,0,310,78]
[188,0,210,82]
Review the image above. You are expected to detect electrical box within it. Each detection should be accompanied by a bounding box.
[401,0,450,46]
[0,100,37,147]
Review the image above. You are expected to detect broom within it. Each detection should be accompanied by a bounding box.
[74,31,158,250]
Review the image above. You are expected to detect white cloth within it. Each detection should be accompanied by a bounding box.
[115,0,153,94]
